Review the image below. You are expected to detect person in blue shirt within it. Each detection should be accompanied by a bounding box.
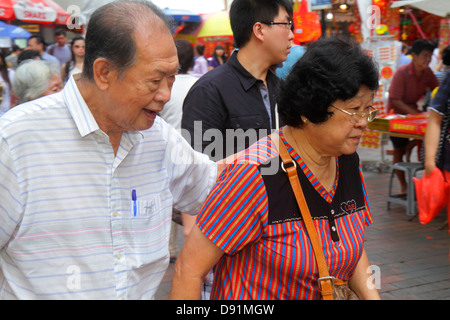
[276,44,305,79]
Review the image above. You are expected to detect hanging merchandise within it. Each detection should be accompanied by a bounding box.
[292,0,321,44]
[438,17,450,53]
[360,37,401,151]
[361,38,402,116]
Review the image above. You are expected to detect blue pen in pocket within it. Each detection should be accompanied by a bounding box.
[132,189,137,216]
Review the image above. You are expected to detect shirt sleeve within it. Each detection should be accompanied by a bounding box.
[181,82,228,156]
[388,67,406,101]
[428,69,439,91]
[163,122,217,215]
[196,162,268,255]
[0,136,23,249]
[429,72,450,115]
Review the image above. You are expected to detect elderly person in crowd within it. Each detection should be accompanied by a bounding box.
[170,38,381,300]
[12,60,63,104]
[0,0,226,300]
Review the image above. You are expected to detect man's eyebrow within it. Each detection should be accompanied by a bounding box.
[155,65,180,76]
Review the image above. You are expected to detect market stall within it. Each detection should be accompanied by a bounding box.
[0,0,69,25]
[0,20,30,47]
[391,0,450,52]
[369,113,428,141]
[175,10,234,57]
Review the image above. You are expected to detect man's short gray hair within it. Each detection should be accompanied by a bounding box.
[12,60,61,104]
[83,0,174,81]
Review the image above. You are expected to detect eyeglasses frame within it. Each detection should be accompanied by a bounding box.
[330,105,378,124]
[260,20,293,30]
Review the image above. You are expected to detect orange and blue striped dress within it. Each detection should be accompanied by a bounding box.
[196,130,373,300]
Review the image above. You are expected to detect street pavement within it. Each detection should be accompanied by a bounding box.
[156,138,450,300]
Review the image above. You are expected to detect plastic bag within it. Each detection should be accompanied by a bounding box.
[293,0,321,44]
[413,167,449,225]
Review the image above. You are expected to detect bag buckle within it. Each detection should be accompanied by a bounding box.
[317,276,336,291]
[281,159,297,173]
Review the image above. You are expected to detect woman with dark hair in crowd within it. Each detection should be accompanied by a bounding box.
[170,38,381,300]
[61,36,85,83]
[192,44,208,78]
[208,44,227,70]
[0,52,15,116]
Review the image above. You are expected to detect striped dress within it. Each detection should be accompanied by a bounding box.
[196,130,372,300]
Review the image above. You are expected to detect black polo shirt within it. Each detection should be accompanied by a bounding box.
[181,52,281,161]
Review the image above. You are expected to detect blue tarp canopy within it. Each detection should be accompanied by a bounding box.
[0,21,31,39]
[162,8,201,22]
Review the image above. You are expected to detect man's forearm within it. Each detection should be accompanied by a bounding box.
[391,99,420,115]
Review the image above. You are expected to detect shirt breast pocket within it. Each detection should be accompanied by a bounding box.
[124,194,170,268]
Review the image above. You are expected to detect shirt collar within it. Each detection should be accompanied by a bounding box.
[63,74,100,138]
[228,52,278,91]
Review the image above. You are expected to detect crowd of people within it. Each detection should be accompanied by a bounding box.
[0,29,85,117]
[0,0,448,301]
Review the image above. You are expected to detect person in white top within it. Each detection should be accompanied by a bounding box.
[0,52,14,117]
[192,44,209,78]
[0,0,224,300]
[61,36,85,83]
[160,39,198,130]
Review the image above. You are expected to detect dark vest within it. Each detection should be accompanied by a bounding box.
[259,153,365,242]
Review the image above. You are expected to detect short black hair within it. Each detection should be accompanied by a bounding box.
[17,50,41,66]
[82,0,173,81]
[176,39,194,74]
[442,45,450,66]
[411,39,434,55]
[230,0,293,48]
[278,38,379,128]
[29,35,46,48]
[195,44,205,56]
[55,28,66,37]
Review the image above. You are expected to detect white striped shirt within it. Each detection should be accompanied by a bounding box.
[0,76,217,299]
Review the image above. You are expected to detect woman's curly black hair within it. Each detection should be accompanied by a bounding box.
[278,38,379,128]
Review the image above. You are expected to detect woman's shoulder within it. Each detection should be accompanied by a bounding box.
[233,135,279,167]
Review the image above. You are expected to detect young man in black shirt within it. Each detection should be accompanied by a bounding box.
[181,0,294,160]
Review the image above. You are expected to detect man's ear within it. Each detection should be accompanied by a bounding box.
[253,22,265,42]
[92,58,115,90]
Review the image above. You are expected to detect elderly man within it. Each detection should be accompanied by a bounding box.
[387,39,439,194]
[0,0,220,300]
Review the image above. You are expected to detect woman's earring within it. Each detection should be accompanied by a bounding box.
[302,117,308,124]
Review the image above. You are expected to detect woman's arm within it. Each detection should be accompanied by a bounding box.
[424,109,444,176]
[169,224,224,300]
[348,249,381,300]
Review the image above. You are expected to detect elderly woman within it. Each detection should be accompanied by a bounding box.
[169,38,381,300]
[12,60,63,104]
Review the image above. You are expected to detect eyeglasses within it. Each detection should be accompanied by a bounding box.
[331,105,378,124]
[261,20,293,30]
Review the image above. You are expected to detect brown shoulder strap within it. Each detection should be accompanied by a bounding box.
[270,132,335,300]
